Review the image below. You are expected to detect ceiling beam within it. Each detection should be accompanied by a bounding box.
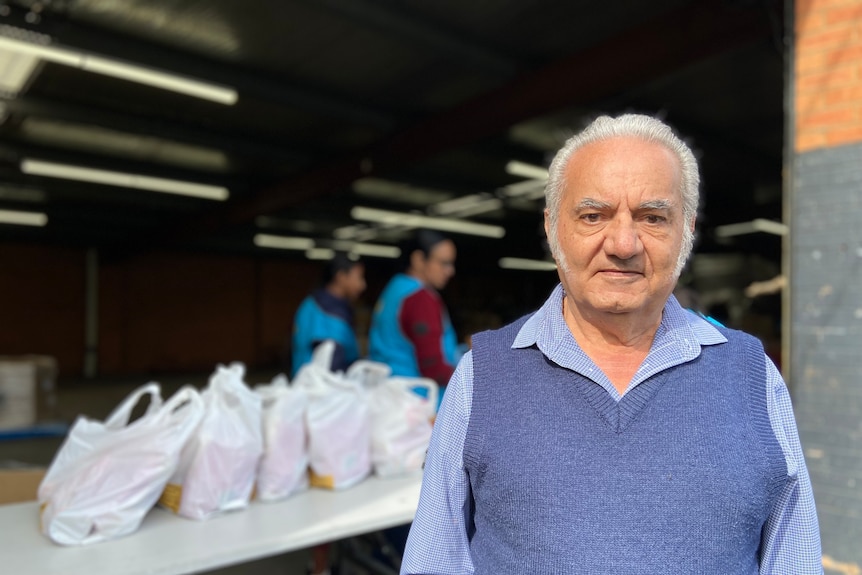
[299,0,519,78]
[1,95,312,166]
[0,137,244,191]
[1,4,397,130]
[374,1,778,168]
[144,0,779,249]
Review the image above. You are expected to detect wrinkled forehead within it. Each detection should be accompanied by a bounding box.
[562,137,682,200]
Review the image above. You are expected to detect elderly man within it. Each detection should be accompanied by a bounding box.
[401,114,821,574]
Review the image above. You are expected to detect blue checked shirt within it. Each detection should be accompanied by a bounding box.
[402,284,822,575]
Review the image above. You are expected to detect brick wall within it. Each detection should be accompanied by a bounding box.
[796,0,862,151]
[793,0,862,568]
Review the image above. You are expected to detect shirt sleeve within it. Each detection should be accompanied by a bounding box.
[401,352,475,575]
[760,357,823,574]
[400,289,456,386]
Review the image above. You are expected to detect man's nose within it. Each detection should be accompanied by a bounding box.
[604,218,642,259]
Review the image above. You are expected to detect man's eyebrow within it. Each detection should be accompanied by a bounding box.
[639,199,673,210]
[575,198,612,210]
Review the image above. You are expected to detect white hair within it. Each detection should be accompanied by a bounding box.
[545,113,700,276]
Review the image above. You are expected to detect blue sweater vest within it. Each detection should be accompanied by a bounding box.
[465,318,789,574]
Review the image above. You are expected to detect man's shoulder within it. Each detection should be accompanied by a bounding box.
[472,312,534,348]
[710,323,765,349]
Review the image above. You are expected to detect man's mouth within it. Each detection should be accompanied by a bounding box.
[598,269,642,278]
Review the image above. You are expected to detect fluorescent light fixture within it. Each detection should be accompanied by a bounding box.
[0,27,237,105]
[82,55,237,104]
[429,194,487,215]
[498,257,557,271]
[254,234,314,251]
[428,194,503,218]
[333,240,401,259]
[714,218,788,238]
[351,206,505,239]
[350,243,400,258]
[21,159,229,201]
[21,118,230,172]
[449,198,503,218]
[0,184,45,203]
[505,160,548,181]
[0,208,47,226]
[745,275,786,298]
[0,47,39,96]
[306,248,335,260]
[333,225,360,240]
[352,177,452,206]
[501,179,546,198]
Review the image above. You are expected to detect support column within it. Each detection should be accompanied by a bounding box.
[792,0,862,567]
[84,248,98,378]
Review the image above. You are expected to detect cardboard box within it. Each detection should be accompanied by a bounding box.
[0,467,45,504]
[0,356,58,430]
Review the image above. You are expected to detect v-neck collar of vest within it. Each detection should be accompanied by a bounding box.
[513,284,723,405]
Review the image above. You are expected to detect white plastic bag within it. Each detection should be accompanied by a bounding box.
[159,362,263,520]
[294,341,371,490]
[345,359,391,389]
[254,374,309,502]
[38,383,204,545]
[368,377,437,477]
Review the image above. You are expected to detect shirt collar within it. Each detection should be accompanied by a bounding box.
[313,288,353,319]
[512,283,727,391]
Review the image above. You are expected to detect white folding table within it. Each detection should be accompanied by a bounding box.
[0,472,423,575]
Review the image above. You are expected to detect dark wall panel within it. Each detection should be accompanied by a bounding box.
[106,253,258,374]
[256,259,320,371]
[1,244,560,381]
[97,253,327,377]
[0,244,85,375]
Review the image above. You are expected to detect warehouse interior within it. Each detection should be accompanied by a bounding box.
[0,0,796,571]
[0,0,788,379]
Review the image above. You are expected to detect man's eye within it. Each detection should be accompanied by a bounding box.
[644,214,666,224]
[581,213,601,223]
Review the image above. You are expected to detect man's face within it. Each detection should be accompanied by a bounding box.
[545,136,691,320]
[341,263,366,301]
[422,240,456,291]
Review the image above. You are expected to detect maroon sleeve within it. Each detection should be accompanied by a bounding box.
[399,288,455,386]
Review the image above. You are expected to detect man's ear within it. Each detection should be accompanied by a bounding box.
[543,209,551,239]
[689,216,697,234]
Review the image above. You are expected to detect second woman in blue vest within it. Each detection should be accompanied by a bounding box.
[368,230,460,402]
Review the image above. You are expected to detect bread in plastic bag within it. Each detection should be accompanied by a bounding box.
[254,374,309,501]
[38,383,204,545]
[368,376,437,477]
[294,341,371,490]
[159,362,263,520]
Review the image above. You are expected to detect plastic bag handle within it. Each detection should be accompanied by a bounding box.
[270,374,289,388]
[210,362,260,411]
[310,340,336,370]
[158,385,204,425]
[104,383,162,430]
[209,364,240,394]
